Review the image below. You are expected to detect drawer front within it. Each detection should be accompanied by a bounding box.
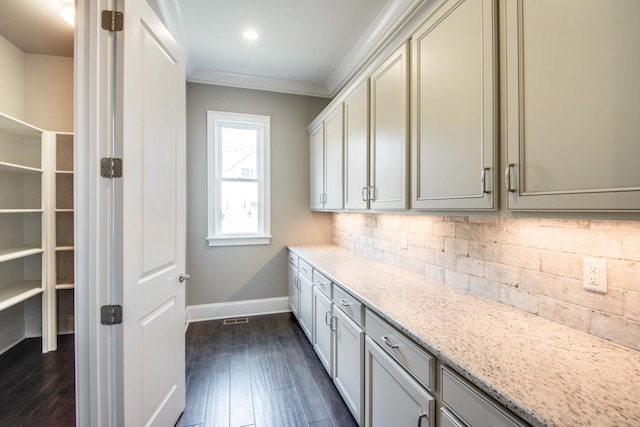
[289,251,298,268]
[333,285,363,325]
[365,310,434,391]
[312,269,332,297]
[440,408,465,427]
[441,367,521,427]
[298,258,313,281]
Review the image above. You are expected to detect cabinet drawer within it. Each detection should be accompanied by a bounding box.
[298,258,313,281]
[441,367,522,427]
[333,285,363,325]
[440,408,465,427]
[365,310,434,391]
[312,269,331,297]
[289,251,298,268]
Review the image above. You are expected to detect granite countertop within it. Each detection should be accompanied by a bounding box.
[289,245,640,427]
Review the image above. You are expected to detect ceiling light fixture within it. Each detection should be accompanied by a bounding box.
[60,0,75,27]
[242,30,259,41]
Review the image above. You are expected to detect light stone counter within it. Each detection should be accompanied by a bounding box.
[289,245,640,427]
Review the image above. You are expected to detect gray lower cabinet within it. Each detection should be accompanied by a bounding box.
[503,0,640,211]
[312,285,333,375]
[288,258,299,318]
[364,337,435,427]
[333,304,364,425]
[298,272,313,341]
[440,367,522,427]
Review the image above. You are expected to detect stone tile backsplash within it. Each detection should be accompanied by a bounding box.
[332,213,640,351]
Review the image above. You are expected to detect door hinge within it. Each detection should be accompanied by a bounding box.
[101,305,123,325]
[101,157,123,178]
[102,10,124,32]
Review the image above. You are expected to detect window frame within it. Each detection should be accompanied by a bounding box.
[206,110,271,246]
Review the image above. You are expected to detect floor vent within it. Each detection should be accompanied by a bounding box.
[223,317,249,325]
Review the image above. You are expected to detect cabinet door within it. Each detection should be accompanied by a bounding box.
[411,0,496,210]
[309,122,325,210]
[333,306,364,425]
[299,274,314,341]
[344,80,370,210]
[364,337,434,427]
[503,0,640,211]
[370,43,409,210]
[312,286,333,375]
[324,104,344,210]
[288,263,300,319]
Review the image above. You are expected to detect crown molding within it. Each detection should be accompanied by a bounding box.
[325,0,425,97]
[188,68,332,98]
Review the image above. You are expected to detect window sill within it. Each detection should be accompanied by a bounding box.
[206,235,272,247]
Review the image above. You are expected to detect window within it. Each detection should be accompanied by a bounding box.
[207,111,271,246]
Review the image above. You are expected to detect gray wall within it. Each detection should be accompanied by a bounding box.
[186,83,332,306]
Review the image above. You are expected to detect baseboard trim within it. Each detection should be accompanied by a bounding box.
[186,297,290,324]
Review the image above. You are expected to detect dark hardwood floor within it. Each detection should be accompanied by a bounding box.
[0,334,75,427]
[177,313,357,427]
[0,313,356,427]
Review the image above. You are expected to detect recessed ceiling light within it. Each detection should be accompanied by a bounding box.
[243,30,259,41]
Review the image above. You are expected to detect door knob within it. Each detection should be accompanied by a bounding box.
[179,273,191,283]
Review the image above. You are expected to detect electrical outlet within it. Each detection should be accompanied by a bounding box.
[583,258,607,293]
[400,232,408,249]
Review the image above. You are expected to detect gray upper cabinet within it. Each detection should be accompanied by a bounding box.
[503,0,640,211]
[344,80,370,211]
[324,104,344,210]
[309,105,344,211]
[309,122,325,210]
[370,43,409,210]
[411,0,497,210]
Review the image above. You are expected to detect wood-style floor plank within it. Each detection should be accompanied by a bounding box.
[1,313,356,427]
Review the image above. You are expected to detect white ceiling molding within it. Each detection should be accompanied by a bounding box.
[156,0,426,97]
[325,0,424,97]
[189,68,332,98]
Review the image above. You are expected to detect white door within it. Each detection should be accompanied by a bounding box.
[120,1,186,425]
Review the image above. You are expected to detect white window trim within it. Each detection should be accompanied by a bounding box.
[206,110,271,246]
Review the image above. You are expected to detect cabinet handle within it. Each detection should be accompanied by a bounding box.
[339,298,352,307]
[330,315,337,332]
[295,277,300,289]
[382,335,399,349]
[505,163,516,193]
[325,311,331,326]
[362,187,367,201]
[481,167,490,194]
[368,186,375,201]
[417,412,428,427]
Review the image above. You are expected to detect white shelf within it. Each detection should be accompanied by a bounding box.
[55,209,74,213]
[55,246,74,252]
[0,161,43,174]
[0,209,43,214]
[0,112,43,139]
[55,280,75,290]
[0,246,43,263]
[0,281,43,311]
[55,170,74,174]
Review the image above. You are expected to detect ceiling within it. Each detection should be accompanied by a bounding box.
[0,0,422,97]
[0,0,74,58]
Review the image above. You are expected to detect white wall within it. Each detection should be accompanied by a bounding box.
[186,83,332,306]
[25,54,74,132]
[0,35,26,120]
